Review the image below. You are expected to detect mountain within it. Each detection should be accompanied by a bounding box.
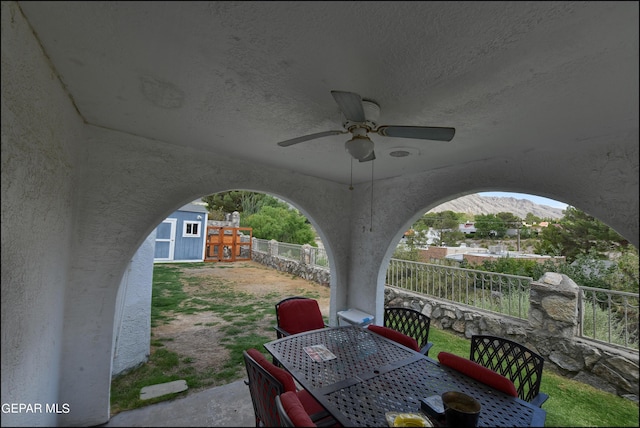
[428,194,565,220]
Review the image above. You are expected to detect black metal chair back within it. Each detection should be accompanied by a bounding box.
[243,350,284,427]
[470,335,547,405]
[384,307,433,355]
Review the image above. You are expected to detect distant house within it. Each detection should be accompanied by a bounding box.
[154,202,209,262]
[419,244,565,266]
[529,221,551,236]
[459,222,477,235]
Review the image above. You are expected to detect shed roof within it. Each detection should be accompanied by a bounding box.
[178,202,208,214]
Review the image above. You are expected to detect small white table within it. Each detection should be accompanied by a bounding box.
[337,308,374,327]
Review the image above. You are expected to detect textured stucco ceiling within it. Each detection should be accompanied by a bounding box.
[18,1,639,185]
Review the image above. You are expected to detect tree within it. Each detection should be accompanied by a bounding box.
[242,205,316,245]
[473,214,507,238]
[597,246,639,294]
[440,229,465,247]
[202,191,285,215]
[496,212,521,226]
[525,212,542,225]
[534,206,629,262]
[202,191,289,219]
[416,211,462,245]
[202,191,249,214]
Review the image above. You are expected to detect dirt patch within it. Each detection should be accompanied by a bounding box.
[153,312,231,372]
[151,261,330,377]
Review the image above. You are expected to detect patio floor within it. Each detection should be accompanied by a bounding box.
[98,379,255,427]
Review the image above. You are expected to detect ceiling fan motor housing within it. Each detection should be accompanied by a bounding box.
[362,99,380,126]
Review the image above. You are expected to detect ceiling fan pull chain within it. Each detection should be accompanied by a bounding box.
[370,160,374,232]
[349,158,354,190]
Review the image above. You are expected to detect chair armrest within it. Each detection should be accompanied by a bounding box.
[274,324,329,339]
[530,392,549,407]
[419,342,434,356]
[274,325,291,339]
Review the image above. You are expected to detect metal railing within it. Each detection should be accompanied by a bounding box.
[579,286,639,350]
[386,258,533,319]
[251,241,639,350]
[309,246,329,268]
[254,238,269,253]
[252,238,329,268]
[275,242,301,261]
[386,258,639,351]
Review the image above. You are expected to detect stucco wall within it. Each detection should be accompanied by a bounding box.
[111,231,155,376]
[42,120,352,425]
[1,2,82,426]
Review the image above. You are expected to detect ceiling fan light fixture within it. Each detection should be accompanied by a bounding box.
[345,135,374,160]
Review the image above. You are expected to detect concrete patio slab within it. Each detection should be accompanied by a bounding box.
[99,379,255,427]
[140,380,188,400]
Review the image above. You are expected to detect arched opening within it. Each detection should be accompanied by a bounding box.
[109,190,336,414]
[371,190,637,410]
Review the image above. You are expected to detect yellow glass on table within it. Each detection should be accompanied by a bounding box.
[385,412,433,427]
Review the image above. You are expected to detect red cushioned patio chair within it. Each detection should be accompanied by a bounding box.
[470,335,549,407]
[275,296,328,339]
[243,349,337,427]
[384,307,434,355]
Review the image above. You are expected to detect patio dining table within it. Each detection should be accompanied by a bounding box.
[264,325,546,427]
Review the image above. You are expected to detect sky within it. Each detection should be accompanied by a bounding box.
[477,192,568,210]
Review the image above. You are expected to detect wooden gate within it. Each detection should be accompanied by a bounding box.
[204,226,252,262]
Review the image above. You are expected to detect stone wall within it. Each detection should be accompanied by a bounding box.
[385,272,639,403]
[251,241,330,286]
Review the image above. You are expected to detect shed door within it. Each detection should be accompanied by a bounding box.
[154,218,177,261]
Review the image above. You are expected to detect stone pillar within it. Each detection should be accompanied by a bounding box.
[269,239,278,257]
[301,244,311,265]
[231,211,240,228]
[529,272,579,338]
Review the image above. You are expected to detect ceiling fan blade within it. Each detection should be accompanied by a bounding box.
[331,91,366,122]
[359,150,376,163]
[376,125,456,142]
[277,130,346,147]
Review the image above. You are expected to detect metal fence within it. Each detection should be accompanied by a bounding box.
[275,242,302,261]
[386,258,639,351]
[386,258,533,319]
[253,238,329,268]
[251,242,639,351]
[254,238,269,253]
[579,286,639,350]
[309,246,329,268]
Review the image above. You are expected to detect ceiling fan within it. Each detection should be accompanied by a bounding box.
[276,90,456,162]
